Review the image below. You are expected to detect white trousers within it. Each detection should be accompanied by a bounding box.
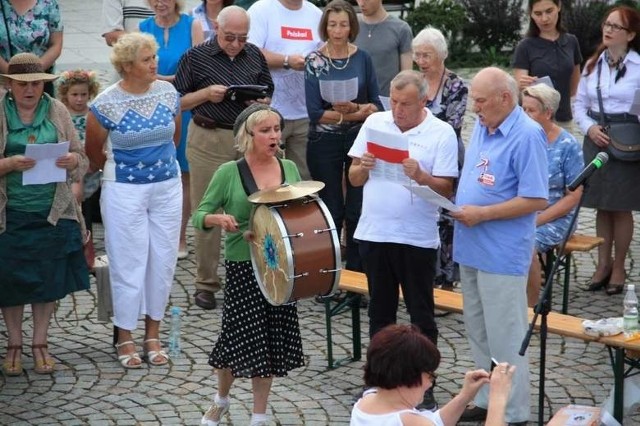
[101,178,182,331]
[460,265,531,423]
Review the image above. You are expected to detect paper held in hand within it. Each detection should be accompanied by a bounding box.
[22,141,70,185]
[403,184,461,212]
[365,128,410,184]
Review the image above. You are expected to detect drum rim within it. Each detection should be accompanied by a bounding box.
[249,204,295,305]
[313,197,342,296]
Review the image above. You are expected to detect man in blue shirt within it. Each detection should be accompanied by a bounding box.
[451,67,548,426]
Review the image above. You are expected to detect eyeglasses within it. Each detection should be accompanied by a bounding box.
[221,32,248,43]
[412,52,436,61]
[602,21,629,33]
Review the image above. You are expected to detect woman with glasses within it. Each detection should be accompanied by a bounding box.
[411,27,467,291]
[351,324,514,426]
[521,84,584,307]
[573,6,640,295]
[513,0,582,129]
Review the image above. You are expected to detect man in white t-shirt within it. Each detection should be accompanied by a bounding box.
[348,70,458,410]
[247,0,322,179]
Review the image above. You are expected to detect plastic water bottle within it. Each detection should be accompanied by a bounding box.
[168,306,182,358]
[623,284,639,337]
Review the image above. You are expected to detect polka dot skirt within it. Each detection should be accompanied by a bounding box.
[208,260,305,378]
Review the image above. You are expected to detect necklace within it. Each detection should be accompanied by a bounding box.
[363,14,388,38]
[427,68,446,107]
[326,43,351,71]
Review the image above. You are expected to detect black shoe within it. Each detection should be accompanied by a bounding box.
[584,272,611,291]
[416,388,437,412]
[194,290,216,310]
[459,404,487,421]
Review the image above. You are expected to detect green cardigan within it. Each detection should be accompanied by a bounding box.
[192,159,301,261]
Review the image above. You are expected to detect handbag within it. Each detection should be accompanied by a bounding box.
[595,61,640,162]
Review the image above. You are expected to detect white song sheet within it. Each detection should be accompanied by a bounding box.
[403,184,461,212]
[23,141,69,185]
[319,77,358,103]
[365,128,409,184]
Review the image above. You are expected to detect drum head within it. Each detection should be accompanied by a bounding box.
[249,204,294,305]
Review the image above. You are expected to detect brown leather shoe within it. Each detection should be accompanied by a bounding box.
[194,290,216,310]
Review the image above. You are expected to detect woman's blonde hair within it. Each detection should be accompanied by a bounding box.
[235,109,284,154]
[110,33,159,77]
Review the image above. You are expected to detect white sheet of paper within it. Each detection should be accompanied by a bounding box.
[366,128,409,184]
[533,75,554,89]
[23,141,69,185]
[379,95,390,111]
[319,77,359,103]
[629,88,640,115]
[403,184,461,212]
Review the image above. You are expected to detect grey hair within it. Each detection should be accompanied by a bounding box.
[522,83,561,114]
[412,27,448,61]
[217,5,250,30]
[390,70,430,99]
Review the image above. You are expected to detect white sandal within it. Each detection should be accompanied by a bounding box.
[143,339,169,366]
[114,341,142,369]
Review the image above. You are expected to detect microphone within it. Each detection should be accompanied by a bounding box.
[568,152,609,191]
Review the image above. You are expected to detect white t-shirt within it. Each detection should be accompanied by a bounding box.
[350,391,444,426]
[247,0,322,119]
[348,110,459,249]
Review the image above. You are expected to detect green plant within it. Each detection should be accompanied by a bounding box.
[404,0,468,65]
[459,0,524,54]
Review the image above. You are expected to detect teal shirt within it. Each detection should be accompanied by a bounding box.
[193,159,301,261]
[5,95,58,211]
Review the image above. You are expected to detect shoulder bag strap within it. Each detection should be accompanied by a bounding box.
[1,0,14,57]
[595,60,608,128]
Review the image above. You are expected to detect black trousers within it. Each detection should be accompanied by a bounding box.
[359,241,438,344]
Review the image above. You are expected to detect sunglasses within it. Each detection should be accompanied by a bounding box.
[221,32,248,43]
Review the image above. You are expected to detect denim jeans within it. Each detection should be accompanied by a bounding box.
[307,129,362,271]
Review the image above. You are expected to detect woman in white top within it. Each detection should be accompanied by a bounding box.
[573,6,640,296]
[350,324,514,426]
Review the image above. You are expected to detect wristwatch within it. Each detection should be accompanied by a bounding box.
[283,55,290,70]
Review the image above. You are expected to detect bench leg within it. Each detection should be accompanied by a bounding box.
[613,347,624,423]
[350,295,361,362]
[325,299,335,369]
[562,253,572,315]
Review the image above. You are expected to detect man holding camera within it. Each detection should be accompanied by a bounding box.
[174,6,273,310]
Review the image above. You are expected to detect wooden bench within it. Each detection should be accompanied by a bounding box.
[543,233,604,314]
[326,269,638,423]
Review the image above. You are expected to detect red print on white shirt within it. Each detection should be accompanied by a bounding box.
[281,26,313,40]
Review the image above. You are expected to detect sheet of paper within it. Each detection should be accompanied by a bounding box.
[319,77,358,103]
[379,95,390,111]
[403,184,461,212]
[533,75,554,88]
[365,128,409,184]
[23,141,69,185]
[629,88,640,115]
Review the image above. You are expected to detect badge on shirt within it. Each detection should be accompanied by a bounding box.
[478,173,495,186]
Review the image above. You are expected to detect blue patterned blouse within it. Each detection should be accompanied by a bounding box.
[90,80,180,185]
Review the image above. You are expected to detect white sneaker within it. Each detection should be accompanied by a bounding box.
[200,401,230,426]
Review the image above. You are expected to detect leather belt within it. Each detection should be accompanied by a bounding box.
[587,110,639,124]
[192,114,234,130]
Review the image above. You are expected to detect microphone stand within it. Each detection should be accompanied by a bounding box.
[519,182,589,426]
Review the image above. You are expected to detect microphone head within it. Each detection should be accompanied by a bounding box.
[595,151,609,166]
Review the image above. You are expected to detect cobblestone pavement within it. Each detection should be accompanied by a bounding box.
[1,0,640,424]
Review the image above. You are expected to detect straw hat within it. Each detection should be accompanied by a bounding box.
[0,53,58,83]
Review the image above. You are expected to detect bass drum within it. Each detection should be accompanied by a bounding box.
[249,196,341,305]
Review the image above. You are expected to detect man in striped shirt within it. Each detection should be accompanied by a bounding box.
[174,5,274,311]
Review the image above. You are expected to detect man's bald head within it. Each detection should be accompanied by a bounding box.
[469,67,519,133]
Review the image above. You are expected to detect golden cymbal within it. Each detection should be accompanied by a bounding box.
[248,181,325,203]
